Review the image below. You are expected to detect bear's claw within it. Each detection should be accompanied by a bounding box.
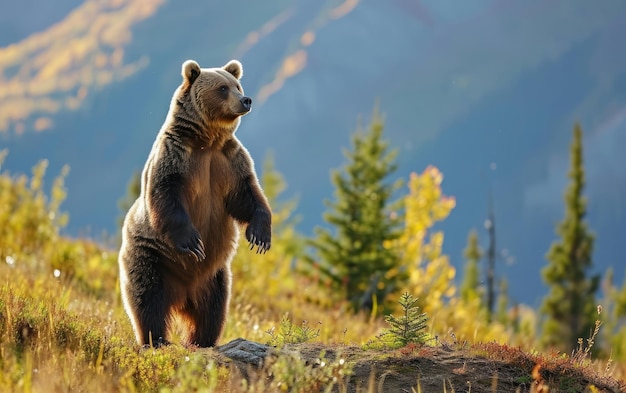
[245,221,271,254]
[173,227,206,261]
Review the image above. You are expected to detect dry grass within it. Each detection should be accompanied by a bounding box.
[2,256,624,393]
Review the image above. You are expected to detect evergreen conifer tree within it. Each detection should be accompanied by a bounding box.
[461,229,483,304]
[540,123,600,352]
[383,292,428,347]
[495,278,510,325]
[307,107,403,313]
[484,200,497,321]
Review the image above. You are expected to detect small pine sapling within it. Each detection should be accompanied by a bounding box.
[383,292,429,348]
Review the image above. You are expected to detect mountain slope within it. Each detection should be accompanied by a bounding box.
[1,0,625,305]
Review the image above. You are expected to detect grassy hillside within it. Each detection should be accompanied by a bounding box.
[0,155,624,392]
[3,0,626,312]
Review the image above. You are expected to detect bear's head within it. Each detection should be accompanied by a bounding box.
[180,59,252,127]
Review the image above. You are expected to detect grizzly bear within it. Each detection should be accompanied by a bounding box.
[118,59,271,348]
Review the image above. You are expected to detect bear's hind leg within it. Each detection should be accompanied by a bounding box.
[135,292,171,347]
[121,251,172,347]
[180,267,231,347]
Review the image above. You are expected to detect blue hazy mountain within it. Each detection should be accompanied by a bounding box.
[1,0,625,307]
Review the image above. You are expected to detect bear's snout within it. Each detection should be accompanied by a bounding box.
[240,96,252,112]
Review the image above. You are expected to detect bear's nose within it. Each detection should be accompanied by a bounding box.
[240,96,252,111]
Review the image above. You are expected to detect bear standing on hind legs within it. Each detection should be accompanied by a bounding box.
[118,59,271,348]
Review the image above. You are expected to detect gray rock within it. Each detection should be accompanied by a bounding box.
[215,338,273,367]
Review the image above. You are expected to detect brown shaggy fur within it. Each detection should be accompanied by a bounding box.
[118,59,271,348]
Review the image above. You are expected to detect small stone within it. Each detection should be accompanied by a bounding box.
[216,338,271,367]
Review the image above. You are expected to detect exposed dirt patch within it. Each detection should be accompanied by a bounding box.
[215,339,625,393]
[294,343,536,392]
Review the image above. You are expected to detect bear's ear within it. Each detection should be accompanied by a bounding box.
[223,60,243,80]
[182,60,201,85]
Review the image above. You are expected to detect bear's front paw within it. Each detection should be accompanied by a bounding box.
[172,226,206,261]
[245,214,271,254]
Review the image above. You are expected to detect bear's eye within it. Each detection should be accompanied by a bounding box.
[219,85,228,92]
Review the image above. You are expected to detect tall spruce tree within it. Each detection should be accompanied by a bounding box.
[540,123,600,352]
[485,201,497,321]
[495,278,510,325]
[307,107,403,313]
[461,229,483,304]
